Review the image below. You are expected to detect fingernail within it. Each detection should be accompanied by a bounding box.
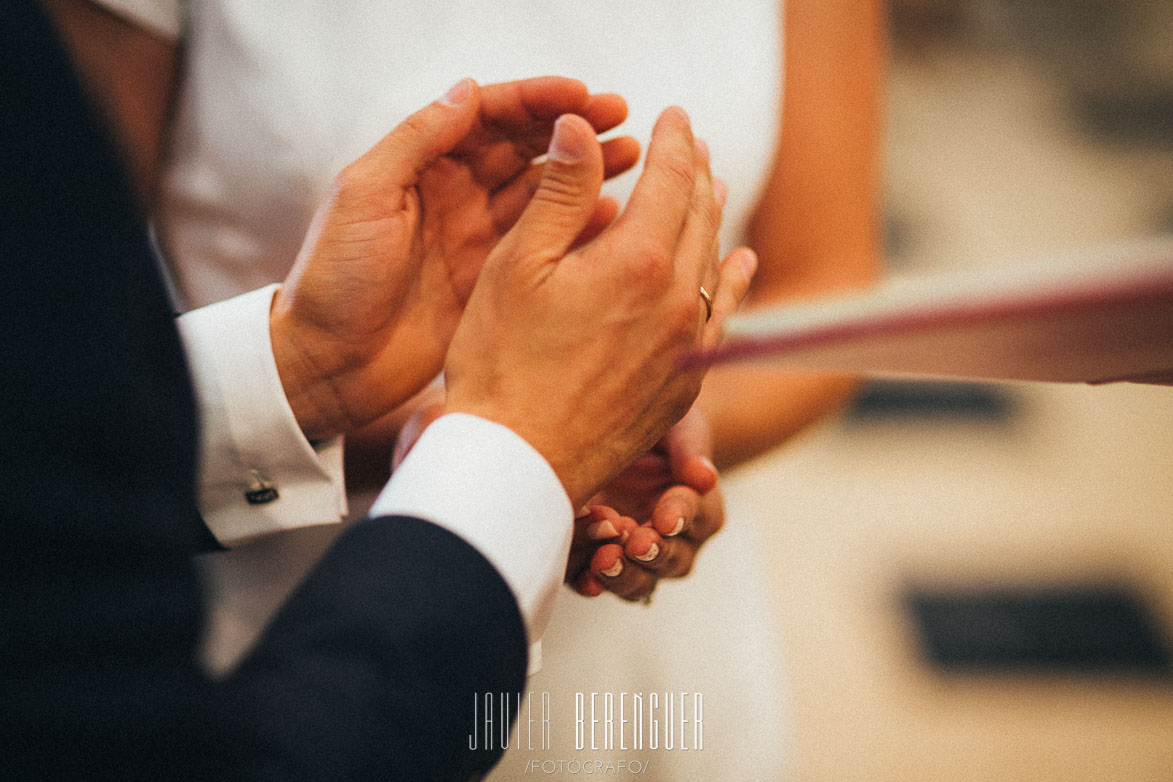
[548,115,586,164]
[666,517,685,537]
[600,559,623,578]
[587,520,620,540]
[634,543,660,563]
[667,105,691,125]
[440,78,473,106]
[588,505,621,521]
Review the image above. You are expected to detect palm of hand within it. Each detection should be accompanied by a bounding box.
[279,126,560,432]
[412,147,536,318]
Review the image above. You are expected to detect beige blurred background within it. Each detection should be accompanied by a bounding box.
[725,1,1173,779]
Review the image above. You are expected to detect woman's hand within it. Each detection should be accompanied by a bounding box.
[565,406,727,601]
[391,397,728,605]
[270,77,639,441]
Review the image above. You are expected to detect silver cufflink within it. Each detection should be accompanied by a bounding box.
[245,470,279,505]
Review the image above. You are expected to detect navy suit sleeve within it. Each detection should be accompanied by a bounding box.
[1,2,526,779]
[221,517,528,781]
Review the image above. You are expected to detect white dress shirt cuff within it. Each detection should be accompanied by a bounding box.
[369,413,573,649]
[177,284,347,547]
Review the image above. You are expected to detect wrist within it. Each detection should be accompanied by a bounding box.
[440,399,602,509]
[269,299,343,442]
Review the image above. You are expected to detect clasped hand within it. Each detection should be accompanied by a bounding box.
[272,75,756,573]
[567,406,724,602]
[269,77,638,442]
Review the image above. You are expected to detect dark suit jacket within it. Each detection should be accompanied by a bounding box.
[0,2,526,779]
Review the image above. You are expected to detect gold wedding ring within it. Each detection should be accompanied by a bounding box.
[698,286,713,323]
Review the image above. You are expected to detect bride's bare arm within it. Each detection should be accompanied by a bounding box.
[698,0,885,468]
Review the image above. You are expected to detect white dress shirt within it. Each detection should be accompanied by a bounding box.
[178,283,572,645]
[177,284,347,546]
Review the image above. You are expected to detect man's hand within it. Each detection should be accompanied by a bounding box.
[444,107,757,508]
[270,77,639,441]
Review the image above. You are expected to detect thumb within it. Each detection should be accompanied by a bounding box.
[506,113,605,260]
[353,78,481,194]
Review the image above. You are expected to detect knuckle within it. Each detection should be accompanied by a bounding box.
[330,163,395,220]
[625,243,673,289]
[328,164,373,211]
[701,189,722,230]
[671,291,702,333]
[396,111,432,143]
[332,162,363,195]
[534,172,588,210]
[659,151,695,195]
[668,547,696,577]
